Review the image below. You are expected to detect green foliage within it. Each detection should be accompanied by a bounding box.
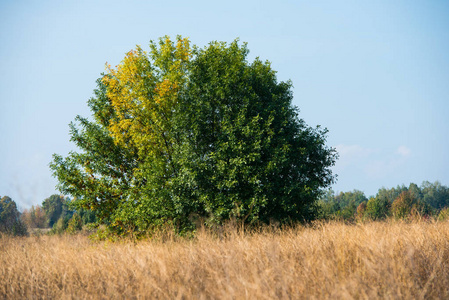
[317,182,449,221]
[392,189,433,220]
[438,207,449,221]
[316,202,337,219]
[408,183,423,201]
[0,196,27,236]
[50,107,136,227]
[317,192,341,220]
[78,208,97,225]
[364,196,391,220]
[51,36,337,236]
[51,216,69,234]
[334,190,367,220]
[391,191,414,219]
[66,213,83,234]
[376,185,408,205]
[334,190,367,208]
[42,195,68,227]
[174,40,337,225]
[421,181,449,211]
[317,190,367,221]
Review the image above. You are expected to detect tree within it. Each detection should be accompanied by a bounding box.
[173,40,337,225]
[0,196,27,236]
[391,191,430,219]
[334,190,367,208]
[421,181,449,211]
[51,36,337,235]
[356,201,367,220]
[42,195,73,227]
[21,205,48,228]
[408,183,423,202]
[51,217,69,234]
[66,213,83,234]
[335,190,367,220]
[364,196,390,220]
[317,189,341,219]
[42,195,64,227]
[78,207,97,225]
[376,185,408,204]
[319,190,367,220]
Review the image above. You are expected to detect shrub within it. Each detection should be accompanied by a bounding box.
[438,207,449,221]
[51,217,69,234]
[66,213,83,234]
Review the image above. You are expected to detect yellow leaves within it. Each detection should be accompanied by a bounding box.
[154,79,178,105]
[176,37,191,63]
[101,36,191,160]
[151,36,191,75]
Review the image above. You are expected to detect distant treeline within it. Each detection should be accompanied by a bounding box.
[1,180,448,236]
[0,194,97,236]
[318,181,449,221]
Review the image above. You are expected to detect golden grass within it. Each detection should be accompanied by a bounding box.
[1,220,449,299]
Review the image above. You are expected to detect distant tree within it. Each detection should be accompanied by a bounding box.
[391,191,419,219]
[51,217,69,234]
[42,195,64,227]
[66,213,83,234]
[78,207,97,225]
[61,198,74,221]
[22,205,48,228]
[33,205,47,227]
[0,196,27,236]
[317,190,341,219]
[356,201,367,220]
[333,190,367,220]
[42,195,74,227]
[376,185,408,204]
[334,190,367,208]
[408,183,423,202]
[21,207,33,228]
[364,196,390,220]
[317,189,368,220]
[421,181,449,211]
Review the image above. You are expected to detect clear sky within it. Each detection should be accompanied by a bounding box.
[1,0,448,208]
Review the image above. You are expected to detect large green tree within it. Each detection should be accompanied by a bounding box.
[51,36,337,235]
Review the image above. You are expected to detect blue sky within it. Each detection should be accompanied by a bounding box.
[1,0,448,208]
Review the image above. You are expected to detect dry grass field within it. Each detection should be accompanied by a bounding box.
[1,220,449,299]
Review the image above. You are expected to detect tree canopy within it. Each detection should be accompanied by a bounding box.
[0,196,27,236]
[50,36,337,235]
